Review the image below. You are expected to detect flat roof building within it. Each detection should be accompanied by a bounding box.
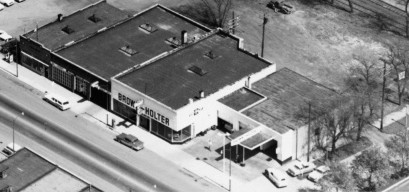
[0,148,101,192]
[18,1,339,164]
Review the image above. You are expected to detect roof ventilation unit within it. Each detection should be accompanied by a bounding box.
[119,45,138,56]
[0,167,8,179]
[61,25,75,34]
[204,50,216,59]
[57,14,63,22]
[188,65,207,76]
[139,23,157,33]
[88,14,101,23]
[165,37,181,47]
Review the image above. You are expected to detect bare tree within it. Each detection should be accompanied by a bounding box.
[200,0,232,28]
[382,44,409,105]
[318,161,357,192]
[297,96,355,159]
[345,53,383,140]
[385,129,409,172]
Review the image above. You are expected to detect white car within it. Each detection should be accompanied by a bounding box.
[0,3,4,10]
[265,167,289,188]
[308,165,330,182]
[0,30,12,41]
[0,0,14,6]
[287,160,316,177]
[43,92,71,111]
[15,0,25,2]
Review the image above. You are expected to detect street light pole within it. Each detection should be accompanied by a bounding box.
[12,112,24,151]
[228,134,231,192]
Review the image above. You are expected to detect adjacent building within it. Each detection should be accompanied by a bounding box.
[0,148,102,192]
[19,1,339,164]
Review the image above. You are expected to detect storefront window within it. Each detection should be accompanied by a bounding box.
[173,125,191,143]
[113,99,137,123]
[139,115,150,131]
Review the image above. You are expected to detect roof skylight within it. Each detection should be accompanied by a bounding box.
[188,65,208,76]
[119,45,138,56]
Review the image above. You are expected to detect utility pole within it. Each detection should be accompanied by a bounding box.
[261,13,268,57]
[380,60,387,132]
[307,102,311,162]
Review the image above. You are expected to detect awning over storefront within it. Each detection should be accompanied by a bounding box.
[229,126,276,150]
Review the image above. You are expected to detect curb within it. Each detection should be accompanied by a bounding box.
[382,175,409,192]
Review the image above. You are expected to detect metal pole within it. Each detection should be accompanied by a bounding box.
[261,13,267,57]
[12,112,24,151]
[232,11,235,34]
[380,59,387,131]
[307,102,311,162]
[223,135,226,173]
[229,141,232,191]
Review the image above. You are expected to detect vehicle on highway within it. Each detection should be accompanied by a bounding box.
[0,3,4,11]
[267,0,295,14]
[2,143,22,156]
[308,165,330,182]
[0,0,14,7]
[287,160,316,177]
[43,92,71,111]
[265,167,288,188]
[0,30,12,42]
[115,133,144,151]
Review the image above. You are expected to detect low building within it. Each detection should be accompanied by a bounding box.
[219,68,339,164]
[0,148,101,192]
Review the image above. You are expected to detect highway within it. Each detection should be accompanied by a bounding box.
[0,71,223,192]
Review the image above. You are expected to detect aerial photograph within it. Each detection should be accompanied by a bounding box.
[0,0,409,191]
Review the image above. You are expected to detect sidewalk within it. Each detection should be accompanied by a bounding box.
[0,57,246,192]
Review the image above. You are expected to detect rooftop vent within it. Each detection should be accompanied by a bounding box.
[57,14,63,22]
[139,23,157,33]
[0,167,8,179]
[165,37,181,47]
[181,30,187,44]
[61,25,74,34]
[119,45,138,56]
[88,14,101,23]
[204,50,217,59]
[188,65,207,76]
[0,186,12,192]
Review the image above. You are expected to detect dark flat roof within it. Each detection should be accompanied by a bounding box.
[0,148,56,191]
[24,1,128,51]
[218,87,265,111]
[243,68,338,134]
[117,32,271,109]
[57,5,209,80]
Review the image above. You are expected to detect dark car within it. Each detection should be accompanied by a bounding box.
[115,133,144,151]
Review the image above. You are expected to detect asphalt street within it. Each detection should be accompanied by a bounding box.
[0,71,223,192]
[389,179,409,192]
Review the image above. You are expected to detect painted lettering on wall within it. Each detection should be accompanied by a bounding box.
[140,106,170,126]
[118,93,136,107]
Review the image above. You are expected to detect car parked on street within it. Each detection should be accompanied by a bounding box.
[115,133,144,151]
[0,4,4,11]
[0,0,14,7]
[265,167,289,188]
[43,92,71,111]
[2,143,22,156]
[287,160,316,177]
[308,165,330,182]
[15,0,25,3]
[0,30,12,42]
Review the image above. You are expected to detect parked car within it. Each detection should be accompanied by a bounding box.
[115,133,144,151]
[43,92,71,111]
[0,3,4,11]
[287,160,316,177]
[0,0,14,7]
[267,0,295,14]
[15,0,25,2]
[0,30,12,42]
[265,167,289,188]
[2,143,22,156]
[308,165,330,182]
